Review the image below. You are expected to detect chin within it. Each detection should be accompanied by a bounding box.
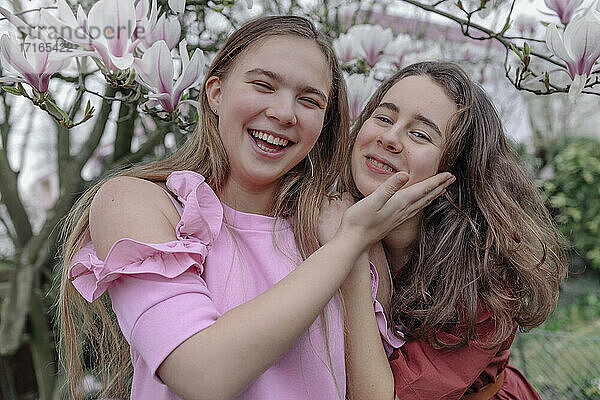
[354,177,376,198]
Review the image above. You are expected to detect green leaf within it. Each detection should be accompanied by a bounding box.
[2,86,22,96]
[510,44,523,61]
[44,99,72,126]
[524,41,530,55]
[500,18,511,35]
[84,99,92,115]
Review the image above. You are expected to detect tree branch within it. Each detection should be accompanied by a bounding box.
[398,0,565,68]
[74,87,116,171]
[0,209,17,247]
[109,98,138,164]
[110,122,171,169]
[0,92,11,150]
[0,149,32,248]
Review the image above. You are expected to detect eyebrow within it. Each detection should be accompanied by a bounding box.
[245,68,328,104]
[375,102,443,138]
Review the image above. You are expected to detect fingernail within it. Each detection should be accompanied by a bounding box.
[448,175,456,183]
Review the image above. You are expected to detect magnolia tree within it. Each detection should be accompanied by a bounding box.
[0,0,598,397]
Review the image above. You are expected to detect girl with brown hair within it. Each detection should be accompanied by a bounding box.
[325,61,567,399]
[58,17,454,400]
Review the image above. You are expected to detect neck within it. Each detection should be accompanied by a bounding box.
[382,213,421,272]
[219,175,279,216]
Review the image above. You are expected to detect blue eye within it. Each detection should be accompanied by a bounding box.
[375,115,393,124]
[410,131,431,142]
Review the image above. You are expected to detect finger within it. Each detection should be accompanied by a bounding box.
[364,172,410,209]
[382,172,454,215]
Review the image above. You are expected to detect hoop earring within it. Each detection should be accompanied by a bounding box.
[307,153,314,178]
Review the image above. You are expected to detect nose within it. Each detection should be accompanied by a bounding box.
[266,94,297,126]
[376,127,403,153]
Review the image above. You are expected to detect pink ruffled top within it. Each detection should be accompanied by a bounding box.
[69,170,403,399]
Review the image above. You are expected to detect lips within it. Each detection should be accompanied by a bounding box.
[365,154,399,173]
[248,129,295,148]
[247,129,295,158]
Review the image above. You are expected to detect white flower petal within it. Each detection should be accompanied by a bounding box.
[563,11,600,75]
[0,35,36,81]
[568,73,586,102]
[0,6,32,33]
[108,53,135,70]
[173,48,204,104]
[88,0,136,59]
[168,0,185,14]
[545,24,574,69]
[57,0,79,28]
[136,0,149,21]
[345,73,378,120]
[179,39,190,68]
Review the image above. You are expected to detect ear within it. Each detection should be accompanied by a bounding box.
[205,75,222,111]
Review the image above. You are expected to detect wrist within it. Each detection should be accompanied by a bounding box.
[333,228,370,254]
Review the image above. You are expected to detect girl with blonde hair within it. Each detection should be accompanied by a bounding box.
[59,17,455,400]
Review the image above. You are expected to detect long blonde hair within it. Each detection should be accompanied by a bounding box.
[58,15,349,399]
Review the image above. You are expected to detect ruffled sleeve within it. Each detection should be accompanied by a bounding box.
[68,170,224,375]
[370,263,405,356]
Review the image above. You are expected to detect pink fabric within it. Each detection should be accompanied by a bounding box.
[370,263,405,356]
[69,170,401,399]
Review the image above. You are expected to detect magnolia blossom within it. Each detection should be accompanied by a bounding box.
[41,0,157,70]
[513,15,537,36]
[383,34,418,68]
[545,10,600,101]
[333,33,357,64]
[347,25,394,67]
[0,31,83,92]
[544,0,584,25]
[138,14,181,52]
[133,40,204,112]
[345,73,378,120]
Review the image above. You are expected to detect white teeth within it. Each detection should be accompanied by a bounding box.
[249,129,290,147]
[257,141,279,152]
[368,157,396,173]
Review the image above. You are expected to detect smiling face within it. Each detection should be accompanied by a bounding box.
[205,35,331,192]
[351,75,458,197]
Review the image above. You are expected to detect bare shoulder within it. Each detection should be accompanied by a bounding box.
[89,176,181,260]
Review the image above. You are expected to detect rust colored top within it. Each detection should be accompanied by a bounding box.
[388,274,541,399]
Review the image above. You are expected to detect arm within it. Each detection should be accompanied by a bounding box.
[91,172,454,400]
[342,250,396,400]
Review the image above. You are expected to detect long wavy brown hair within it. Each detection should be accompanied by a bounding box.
[339,61,566,349]
[58,16,349,399]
